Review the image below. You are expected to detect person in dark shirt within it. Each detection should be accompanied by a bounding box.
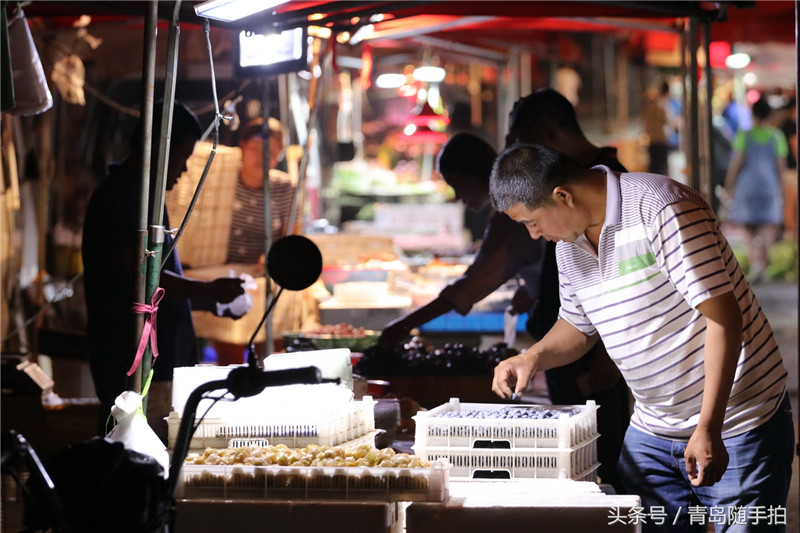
[379,133,546,345]
[82,101,245,440]
[505,89,631,493]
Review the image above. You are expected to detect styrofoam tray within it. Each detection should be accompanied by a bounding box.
[176,460,451,502]
[414,399,598,449]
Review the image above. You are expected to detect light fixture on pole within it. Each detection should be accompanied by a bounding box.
[194,0,290,22]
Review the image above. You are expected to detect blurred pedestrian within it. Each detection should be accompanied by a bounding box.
[723,95,788,282]
[642,82,673,176]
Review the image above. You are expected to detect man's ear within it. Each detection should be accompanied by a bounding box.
[552,186,574,207]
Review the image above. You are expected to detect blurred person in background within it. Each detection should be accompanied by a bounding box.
[723,95,788,282]
[642,81,674,176]
[379,132,546,346]
[226,115,294,265]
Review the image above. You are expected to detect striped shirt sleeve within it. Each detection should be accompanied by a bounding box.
[648,200,734,309]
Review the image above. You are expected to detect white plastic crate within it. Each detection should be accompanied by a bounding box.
[413,437,599,481]
[175,461,451,502]
[226,431,380,451]
[413,399,598,449]
[167,398,376,452]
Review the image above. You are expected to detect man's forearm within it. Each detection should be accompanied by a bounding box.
[696,293,742,432]
[527,319,599,371]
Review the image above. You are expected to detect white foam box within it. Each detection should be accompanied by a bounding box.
[171,349,356,418]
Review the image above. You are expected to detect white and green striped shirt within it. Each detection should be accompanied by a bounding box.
[557,168,787,439]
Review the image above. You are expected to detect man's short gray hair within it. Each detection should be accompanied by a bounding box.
[489,143,580,212]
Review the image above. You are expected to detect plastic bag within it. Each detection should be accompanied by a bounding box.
[7,9,52,116]
[24,437,169,533]
[106,390,170,478]
[215,272,258,318]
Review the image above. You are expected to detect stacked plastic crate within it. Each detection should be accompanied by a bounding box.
[413,398,599,481]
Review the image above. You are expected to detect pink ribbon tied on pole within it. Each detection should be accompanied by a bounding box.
[127,287,165,376]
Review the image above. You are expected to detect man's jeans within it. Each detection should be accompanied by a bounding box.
[617,393,794,532]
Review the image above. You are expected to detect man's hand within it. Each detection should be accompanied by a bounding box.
[684,426,729,487]
[492,351,538,400]
[206,277,246,304]
[510,286,536,315]
[378,322,410,347]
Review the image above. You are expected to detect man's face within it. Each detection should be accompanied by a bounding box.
[165,138,198,191]
[240,134,284,183]
[443,171,489,211]
[505,190,583,243]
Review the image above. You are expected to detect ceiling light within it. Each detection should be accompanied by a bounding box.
[413,66,446,83]
[743,72,758,87]
[376,73,406,89]
[308,26,331,39]
[349,24,374,45]
[725,52,751,69]
[194,0,289,22]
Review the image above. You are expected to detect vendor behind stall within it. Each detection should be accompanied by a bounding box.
[379,133,546,344]
[82,101,245,441]
[226,115,294,265]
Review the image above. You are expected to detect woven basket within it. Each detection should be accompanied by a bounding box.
[165,142,241,268]
[308,234,395,266]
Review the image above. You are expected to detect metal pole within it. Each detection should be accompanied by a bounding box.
[794,0,799,473]
[261,79,274,362]
[142,0,181,396]
[702,20,715,206]
[129,0,157,394]
[687,17,701,192]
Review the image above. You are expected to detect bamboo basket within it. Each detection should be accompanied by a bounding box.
[165,142,241,268]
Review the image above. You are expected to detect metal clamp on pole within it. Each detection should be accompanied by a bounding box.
[149,224,166,246]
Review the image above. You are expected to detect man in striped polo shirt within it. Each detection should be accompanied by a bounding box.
[489,143,793,532]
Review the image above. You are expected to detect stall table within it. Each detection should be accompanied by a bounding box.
[174,499,404,533]
[406,480,642,533]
